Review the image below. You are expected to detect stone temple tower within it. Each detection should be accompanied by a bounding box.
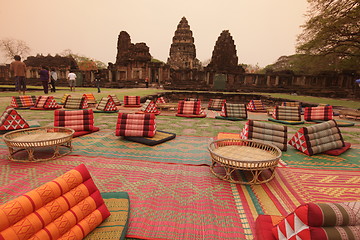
[115,31,151,65]
[167,17,200,70]
[208,30,242,73]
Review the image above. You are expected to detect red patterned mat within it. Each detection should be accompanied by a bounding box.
[233,167,360,237]
[0,155,249,240]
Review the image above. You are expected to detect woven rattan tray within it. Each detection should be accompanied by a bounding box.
[3,127,75,162]
[208,139,282,184]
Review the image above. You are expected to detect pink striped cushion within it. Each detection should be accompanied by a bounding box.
[124,96,140,106]
[116,129,156,137]
[116,113,156,137]
[304,106,333,121]
[54,109,95,131]
[177,100,202,115]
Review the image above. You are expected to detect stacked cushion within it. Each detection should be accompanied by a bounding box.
[275,202,359,240]
[83,93,97,104]
[281,101,301,107]
[10,95,37,108]
[272,106,301,121]
[31,96,61,110]
[95,97,118,112]
[217,103,247,120]
[256,202,360,240]
[138,99,160,115]
[54,109,100,137]
[0,107,29,131]
[208,99,226,111]
[155,96,166,104]
[59,94,71,105]
[304,105,333,121]
[288,119,345,155]
[123,96,141,107]
[0,164,110,240]
[108,94,121,106]
[247,100,266,112]
[240,120,287,151]
[176,100,206,118]
[64,96,89,109]
[116,113,156,137]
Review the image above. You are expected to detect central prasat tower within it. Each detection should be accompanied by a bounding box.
[167,17,201,70]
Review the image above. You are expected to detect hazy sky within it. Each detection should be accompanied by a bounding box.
[0,0,308,67]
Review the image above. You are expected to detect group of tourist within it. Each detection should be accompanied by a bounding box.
[38,66,58,94]
[9,55,80,94]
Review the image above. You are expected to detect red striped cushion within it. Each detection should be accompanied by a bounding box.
[54,109,95,131]
[304,106,333,121]
[177,100,202,115]
[116,113,156,137]
[124,96,140,106]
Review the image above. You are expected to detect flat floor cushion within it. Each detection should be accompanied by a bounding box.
[72,126,100,137]
[215,116,246,121]
[255,215,284,240]
[124,130,176,146]
[334,120,355,127]
[93,110,119,113]
[176,112,207,118]
[268,118,304,125]
[323,142,351,156]
[84,192,130,240]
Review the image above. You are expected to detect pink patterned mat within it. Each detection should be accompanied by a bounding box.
[0,153,249,240]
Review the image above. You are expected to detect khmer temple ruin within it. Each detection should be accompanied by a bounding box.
[107,31,170,88]
[207,30,244,74]
[167,17,201,70]
[0,16,358,98]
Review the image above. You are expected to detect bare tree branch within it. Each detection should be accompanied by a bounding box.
[0,38,31,61]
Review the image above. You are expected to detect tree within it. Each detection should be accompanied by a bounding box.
[0,38,31,61]
[60,49,106,70]
[296,0,360,71]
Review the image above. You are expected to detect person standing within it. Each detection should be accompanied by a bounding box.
[94,70,101,93]
[39,66,50,94]
[10,55,27,95]
[50,68,57,92]
[67,70,77,92]
[145,77,149,88]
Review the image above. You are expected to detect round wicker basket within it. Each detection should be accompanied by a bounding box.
[208,139,282,184]
[3,127,75,162]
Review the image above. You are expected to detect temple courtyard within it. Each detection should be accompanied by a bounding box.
[0,87,359,239]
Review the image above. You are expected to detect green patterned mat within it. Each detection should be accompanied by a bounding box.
[0,130,358,170]
[71,130,212,165]
[281,147,360,170]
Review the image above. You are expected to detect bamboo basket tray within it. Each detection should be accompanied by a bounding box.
[208,139,282,184]
[3,127,75,162]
